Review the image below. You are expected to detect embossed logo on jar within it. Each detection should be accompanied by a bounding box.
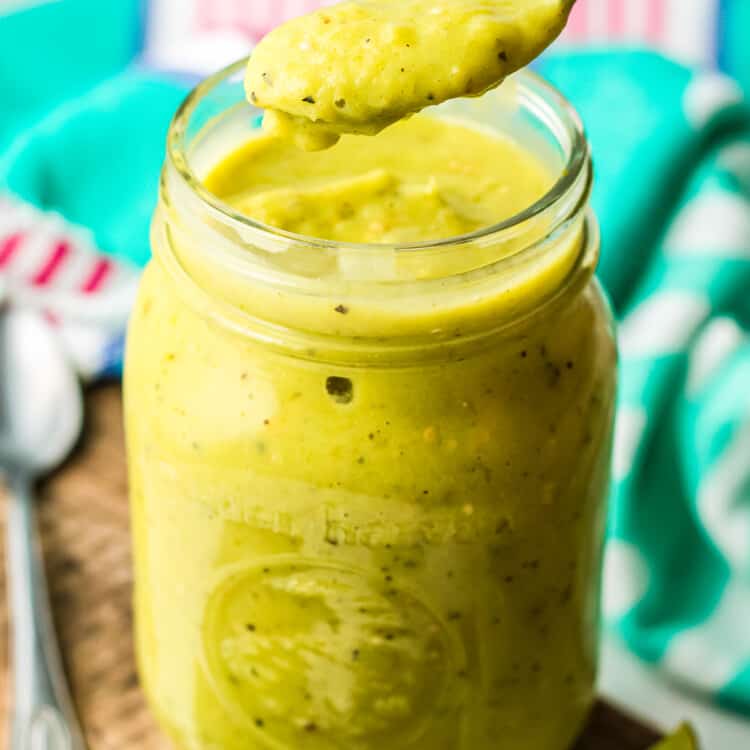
[201,557,462,748]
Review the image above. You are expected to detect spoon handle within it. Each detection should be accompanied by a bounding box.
[5,471,86,750]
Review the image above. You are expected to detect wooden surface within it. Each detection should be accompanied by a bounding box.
[0,384,662,750]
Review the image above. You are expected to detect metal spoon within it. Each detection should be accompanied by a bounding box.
[0,306,86,750]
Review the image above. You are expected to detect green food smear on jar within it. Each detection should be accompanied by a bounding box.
[650,724,699,750]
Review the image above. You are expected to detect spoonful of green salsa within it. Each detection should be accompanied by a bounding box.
[245,0,577,150]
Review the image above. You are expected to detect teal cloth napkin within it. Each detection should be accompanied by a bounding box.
[2,71,188,267]
[538,52,750,714]
[0,0,145,153]
[2,0,750,717]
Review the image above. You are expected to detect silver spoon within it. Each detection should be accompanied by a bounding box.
[0,305,86,750]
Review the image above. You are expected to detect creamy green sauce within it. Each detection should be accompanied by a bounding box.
[206,116,552,244]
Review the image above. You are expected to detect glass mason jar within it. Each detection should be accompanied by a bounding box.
[125,59,616,750]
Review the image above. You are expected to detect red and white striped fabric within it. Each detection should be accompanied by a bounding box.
[0,194,138,378]
[144,0,336,74]
[559,0,721,68]
[189,0,719,57]
[144,0,723,74]
[194,0,335,42]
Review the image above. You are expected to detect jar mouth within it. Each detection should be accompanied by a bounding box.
[166,57,590,253]
[158,56,597,364]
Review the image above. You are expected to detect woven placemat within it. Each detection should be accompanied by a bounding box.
[0,384,661,750]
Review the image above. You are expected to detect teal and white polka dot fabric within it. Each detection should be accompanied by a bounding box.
[540,51,750,713]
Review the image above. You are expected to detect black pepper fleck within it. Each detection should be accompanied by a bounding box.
[546,362,562,386]
[255,718,265,728]
[339,201,355,219]
[529,604,545,618]
[334,304,349,314]
[302,95,316,104]
[326,376,353,404]
[559,583,573,605]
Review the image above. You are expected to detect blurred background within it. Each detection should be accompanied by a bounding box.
[1,0,749,747]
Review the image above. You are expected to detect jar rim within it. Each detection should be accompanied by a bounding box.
[166,57,590,254]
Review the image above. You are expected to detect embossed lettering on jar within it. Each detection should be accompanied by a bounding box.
[125,60,617,750]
